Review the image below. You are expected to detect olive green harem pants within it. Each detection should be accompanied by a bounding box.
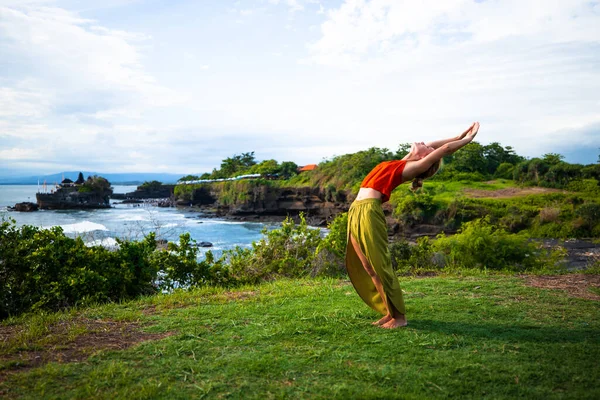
[345,198,406,315]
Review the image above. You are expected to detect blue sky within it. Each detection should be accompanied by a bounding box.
[0,0,599,177]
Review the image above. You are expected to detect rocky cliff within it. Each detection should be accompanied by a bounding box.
[36,186,111,210]
[111,185,175,200]
[177,182,351,226]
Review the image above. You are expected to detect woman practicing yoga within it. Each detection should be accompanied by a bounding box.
[345,122,480,329]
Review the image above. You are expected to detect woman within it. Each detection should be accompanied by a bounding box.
[345,122,480,329]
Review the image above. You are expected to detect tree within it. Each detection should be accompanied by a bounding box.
[494,162,515,179]
[279,161,299,179]
[483,142,524,175]
[252,159,279,175]
[218,152,257,177]
[140,181,163,190]
[220,155,243,176]
[395,143,411,159]
[81,175,113,199]
[447,142,487,174]
[178,175,200,182]
[75,172,85,185]
[240,152,257,168]
[544,162,583,186]
[526,158,550,183]
[542,153,564,166]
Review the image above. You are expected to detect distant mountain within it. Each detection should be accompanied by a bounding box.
[0,171,187,185]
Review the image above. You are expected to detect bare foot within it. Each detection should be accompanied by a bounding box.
[380,315,408,329]
[372,314,392,326]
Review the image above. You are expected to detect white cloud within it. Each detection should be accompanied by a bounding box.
[0,3,181,111]
[0,1,188,174]
[303,0,600,158]
[268,0,305,12]
[1,0,598,177]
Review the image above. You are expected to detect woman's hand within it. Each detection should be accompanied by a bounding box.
[466,122,480,141]
[457,122,476,140]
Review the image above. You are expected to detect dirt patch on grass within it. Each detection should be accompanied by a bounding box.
[464,187,564,198]
[218,290,258,301]
[522,274,600,300]
[0,318,174,383]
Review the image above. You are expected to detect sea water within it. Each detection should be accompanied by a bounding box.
[0,185,273,254]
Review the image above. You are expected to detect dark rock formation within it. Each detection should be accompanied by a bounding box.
[111,185,176,200]
[36,186,111,210]
[121,199,144,204]
[12,202,39,212]
[179,183,351,226]
[156,200,174,207]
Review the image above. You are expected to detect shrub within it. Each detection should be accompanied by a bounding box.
[314,212,348,276]
[152,234,232,289]
[140,180,163,190]
[442,198,489,229]
[539,207,560,223]
[574,202,600,236]
[222,214,324,283]
[495,162,515,179]
[566,179,600,195]
[432,217,562,272]
[390,237,436,273]
[393,192,440,226]
[0,220,159,319]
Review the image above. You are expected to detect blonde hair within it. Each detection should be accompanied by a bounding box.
[411,159,441,191]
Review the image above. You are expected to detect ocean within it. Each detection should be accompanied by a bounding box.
[0,185,274,254]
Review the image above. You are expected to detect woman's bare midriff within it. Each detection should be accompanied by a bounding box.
[355,187,383,201]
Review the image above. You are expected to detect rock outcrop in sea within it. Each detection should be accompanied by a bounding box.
[35,175,112,210]
[10,202,39,212]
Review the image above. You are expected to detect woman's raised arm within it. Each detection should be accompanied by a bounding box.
[425,122,475,149]
[403,122,479,181]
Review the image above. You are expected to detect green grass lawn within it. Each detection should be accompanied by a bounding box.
[1,275,599,399]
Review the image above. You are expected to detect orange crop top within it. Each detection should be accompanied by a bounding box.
[360,160,407,203]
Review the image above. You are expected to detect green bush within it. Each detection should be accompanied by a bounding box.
[0,219,159,319]
[495,162,515,179]
[222,214,326,283]
[140,180,163,190]
[432,217,563,272]
[0,219,235,319]
[567,179,600,195]
[575,202,600,235]
[389,237,436,273]
[151,233,232,289]
[393,192,440,226]
[314,212,348,276]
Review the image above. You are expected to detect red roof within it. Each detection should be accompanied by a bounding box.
[298,164,317,172]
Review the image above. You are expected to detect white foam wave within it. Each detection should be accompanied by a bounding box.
[200,219,262,226]
[115,214,148,221]
[86,237,120,249]
[60,221,109,233]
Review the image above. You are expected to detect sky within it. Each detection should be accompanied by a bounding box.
[0,0,599,177]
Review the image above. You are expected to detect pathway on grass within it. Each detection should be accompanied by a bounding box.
[463,186,564,198]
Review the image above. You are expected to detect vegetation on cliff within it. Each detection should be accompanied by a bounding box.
[178,151,299,182]
[76,175,113,198]
[174,142,599,238]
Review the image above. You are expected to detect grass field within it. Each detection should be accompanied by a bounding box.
[1,274,599,399]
